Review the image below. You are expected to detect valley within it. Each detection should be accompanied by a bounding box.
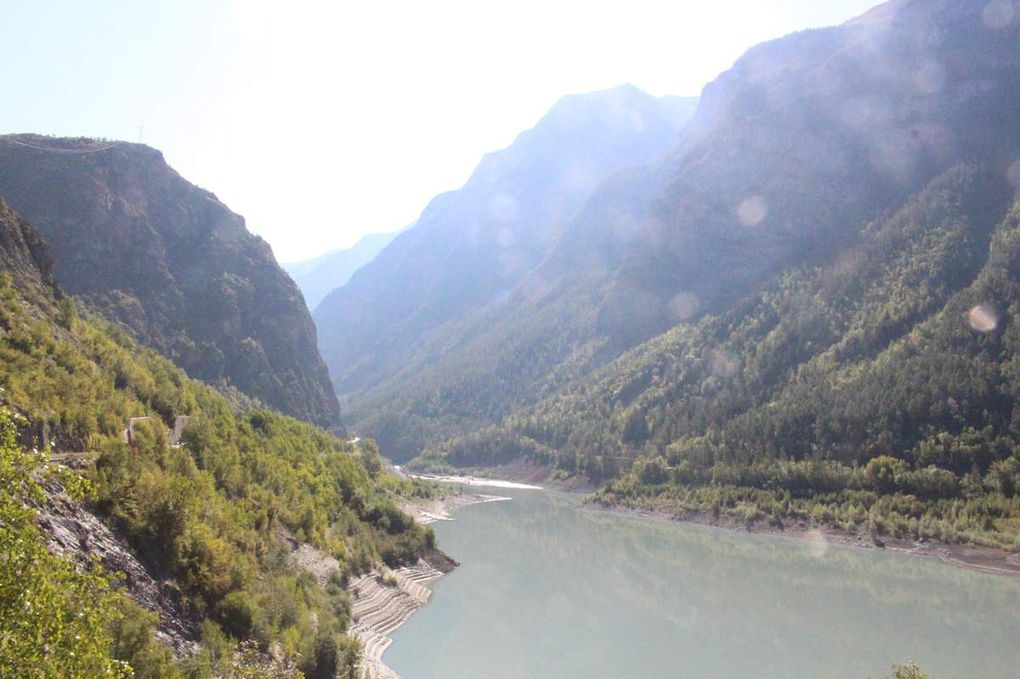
[3,0,1020,677]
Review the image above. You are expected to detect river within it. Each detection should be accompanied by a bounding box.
[385,488,1020,678]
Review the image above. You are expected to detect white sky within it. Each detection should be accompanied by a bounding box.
[0,0,880,262]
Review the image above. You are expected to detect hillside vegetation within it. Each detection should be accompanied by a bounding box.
[0,199,434,677]
[319,0,1020,472]
[386,0,1020,553]
[415,166,1020,550]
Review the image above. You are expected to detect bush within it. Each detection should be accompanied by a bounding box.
[216,590,260,640]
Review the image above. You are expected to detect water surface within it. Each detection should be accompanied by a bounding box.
[386,489,1020,678]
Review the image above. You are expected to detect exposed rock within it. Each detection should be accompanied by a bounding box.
[0,136,342,430]
[36,482,199,656]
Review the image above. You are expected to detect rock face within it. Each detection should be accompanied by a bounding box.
[0,136,342,429]
[0,198,54,298]
[38,483,199,655]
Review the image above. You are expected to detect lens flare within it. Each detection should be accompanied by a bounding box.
[983,0,1015,29]
[914,60,946,94]
[669,292,700,322]
[968,304,998,332]
[804,528,829,560]
[736,196,768,227]
[489,193,518,222]
[1007,159,1020,189]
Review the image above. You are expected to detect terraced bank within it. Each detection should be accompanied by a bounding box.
[350,559,445,679]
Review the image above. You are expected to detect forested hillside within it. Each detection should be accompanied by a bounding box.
[381,0,1020,551]
[415,166,1020,550]
[319,0,1020,465]
[0,199,434,676]
[0,136,342,429]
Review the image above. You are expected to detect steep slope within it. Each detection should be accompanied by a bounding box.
[0,198,54,303]
[315,86,696,457]
[601,0,1020,343]
[418,164,1015,469]
[0,135,341,429]
[0,200,435,674]
[285,228,403,310]
[332,0,1020,462]
[315,86,696,391]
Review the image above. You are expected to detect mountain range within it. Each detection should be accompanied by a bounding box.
[314,85,699,459]
[311,0,1020,472]
[4,0,1020,672]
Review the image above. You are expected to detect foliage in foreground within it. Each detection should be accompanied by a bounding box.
[0,406,129,678]
[0,250,436,675]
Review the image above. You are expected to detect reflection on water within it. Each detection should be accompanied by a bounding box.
[386,489,1020,679]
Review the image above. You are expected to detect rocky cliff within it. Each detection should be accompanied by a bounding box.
[0,136,341,429]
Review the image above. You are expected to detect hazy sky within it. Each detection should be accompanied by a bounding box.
[1,0,880,262]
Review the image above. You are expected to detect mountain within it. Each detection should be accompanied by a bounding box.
[397,0,1020,551]
[0,135,342,429]
[314,85,698,458]
[285,228,403,310]
[319,0,1020,464]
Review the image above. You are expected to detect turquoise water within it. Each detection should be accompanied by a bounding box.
[386,489,1020,679]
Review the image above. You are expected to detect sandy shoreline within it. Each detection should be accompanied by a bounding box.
[402,470,544,490]
[399,490,511,525]
[588,500,1020,578]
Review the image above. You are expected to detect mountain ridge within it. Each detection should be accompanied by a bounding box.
[318,0,1020,465]
[0,135,343,429]
[314,86,698,458]
[285,228,404,310]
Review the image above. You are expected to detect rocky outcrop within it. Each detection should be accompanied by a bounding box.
[0,136,341,430]
[0,198,55,305]
[36,482,199,656]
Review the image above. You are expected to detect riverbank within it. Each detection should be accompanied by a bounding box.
[350,491,508,679]
[349,560,447,679]
[588,499,1020,578]
[417,465,1020,578]
[414,465,1020,578]
[401,459,596,493]
[398,489,512,524]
